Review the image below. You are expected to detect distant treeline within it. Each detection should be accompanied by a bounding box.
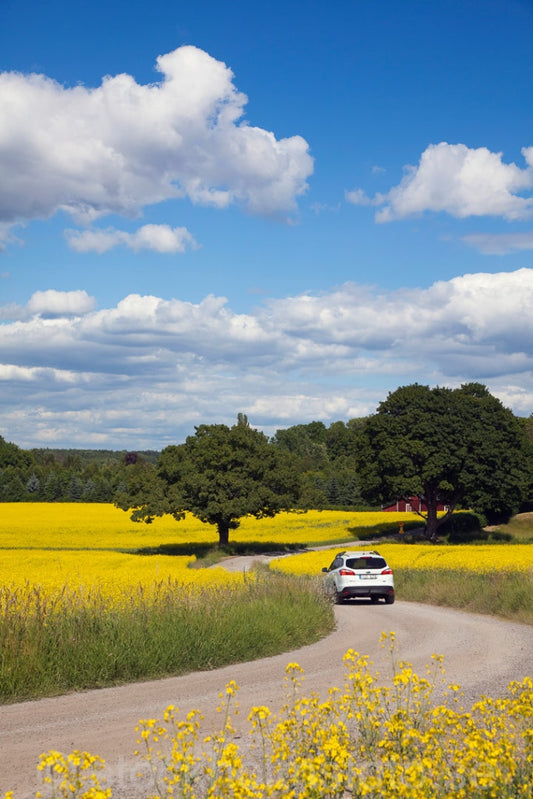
[1,414,532,510]
[0,421,366,508]
[0,441,159,504]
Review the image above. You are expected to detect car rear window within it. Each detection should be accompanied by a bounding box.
[346,557,387,570]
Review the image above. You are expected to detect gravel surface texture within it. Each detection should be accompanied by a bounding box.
[1,556,533,797]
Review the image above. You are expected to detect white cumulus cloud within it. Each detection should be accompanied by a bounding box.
[26,290,96,318]
[65,224,198,254]
[348,142,533,222]
[344,188,373,206]
[0,46,313,242]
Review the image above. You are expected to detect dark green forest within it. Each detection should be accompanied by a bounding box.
[0,442,159,504]
[0,420,368,508]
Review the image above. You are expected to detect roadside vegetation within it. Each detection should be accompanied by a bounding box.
[0,571,333,703]
[394,569,533,624]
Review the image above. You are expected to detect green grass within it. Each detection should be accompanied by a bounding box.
[396,568,533,625]
[0,571,333,704]
[487,511,533,543]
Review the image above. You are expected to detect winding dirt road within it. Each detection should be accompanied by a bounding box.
[1,596,533,798]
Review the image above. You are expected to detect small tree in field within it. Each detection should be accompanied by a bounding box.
[115,416,300,546]
[355,383,531,541]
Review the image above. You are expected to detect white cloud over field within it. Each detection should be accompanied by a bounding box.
[1,269,532,448]
[348,142,533,222]
[0,45,313,246]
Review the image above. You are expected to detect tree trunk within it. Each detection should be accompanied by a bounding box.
[425,508,439,542]
[424,492,442,542]
[217,520,230,547]
[423,484,462,542]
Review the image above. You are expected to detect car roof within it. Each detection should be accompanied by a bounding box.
[337,550,381,557]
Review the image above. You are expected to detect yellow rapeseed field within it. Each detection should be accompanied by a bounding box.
[0,504,419,598]
[271,541,533,575]
[0,503,419,548]
[2,503,531,601]
[0,504,239,600]
[0,502,217,549]
[0,549,244,599]
[229,509,419,543]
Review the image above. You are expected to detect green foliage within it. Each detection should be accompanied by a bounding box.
[32,448,160,466]
[0,435,32,470]
[272,421,328,472]
[355,383,532,541]
[273,419,364,509]
[2,393,532,519]
[117,419,301,545]
[488,512,533,543]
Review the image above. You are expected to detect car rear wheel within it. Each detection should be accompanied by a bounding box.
[385,592,395,605]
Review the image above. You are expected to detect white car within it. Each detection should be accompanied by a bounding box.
[322,550,395,604]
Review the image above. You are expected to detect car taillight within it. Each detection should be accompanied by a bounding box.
[381,568,393,575]
[339,568,355,576]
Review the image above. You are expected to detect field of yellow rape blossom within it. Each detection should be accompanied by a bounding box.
[0,503,419,598]
[271,541,533,576]
[0,502,418,548]
[1,502,532,624]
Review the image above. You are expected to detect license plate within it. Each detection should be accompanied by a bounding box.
[359,574,375,580]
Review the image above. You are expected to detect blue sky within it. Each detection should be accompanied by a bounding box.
[1,0,533,448]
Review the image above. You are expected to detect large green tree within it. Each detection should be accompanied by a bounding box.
[355,383,531,540]
[115,416,301,545]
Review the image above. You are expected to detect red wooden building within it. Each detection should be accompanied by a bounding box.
[382,496,448,513]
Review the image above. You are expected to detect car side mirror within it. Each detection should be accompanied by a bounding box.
[321,567,328,572]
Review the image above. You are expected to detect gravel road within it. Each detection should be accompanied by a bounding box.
[1,594,532,798]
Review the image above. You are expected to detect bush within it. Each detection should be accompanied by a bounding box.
[439,511,488,543]
[349,518,426,540]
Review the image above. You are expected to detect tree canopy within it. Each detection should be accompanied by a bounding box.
[354,383,532,540]
[115,416,301,545]
[0,435,31,470]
